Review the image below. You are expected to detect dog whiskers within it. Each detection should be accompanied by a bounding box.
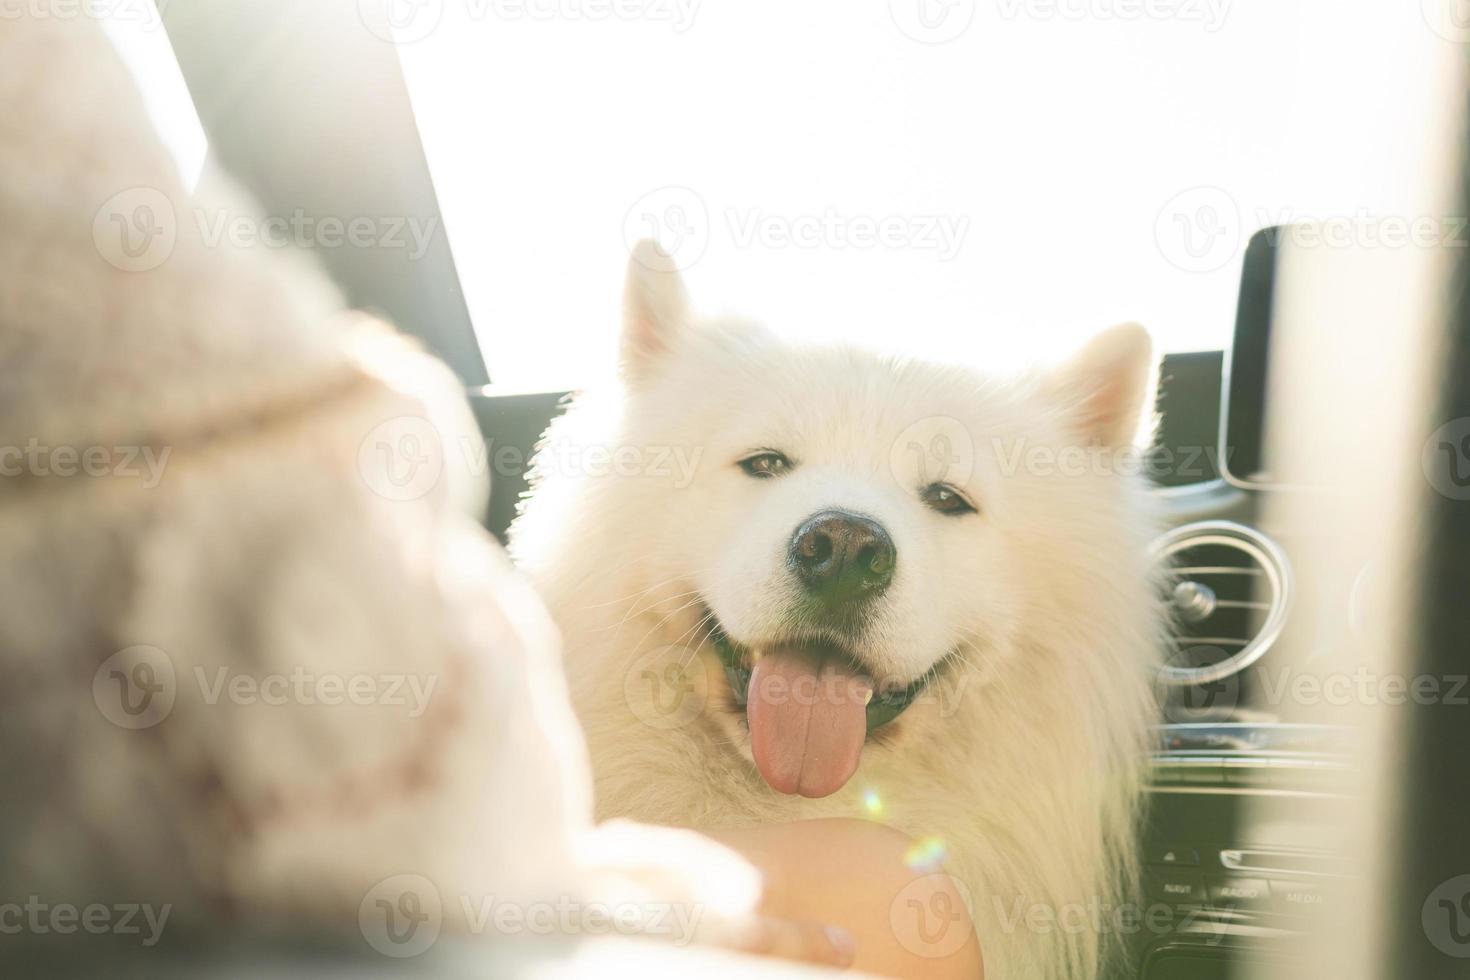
[626,594,713,657]
[594,566,719,651]
[577,565,710,612]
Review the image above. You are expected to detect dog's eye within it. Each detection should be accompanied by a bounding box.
[921,483,976,516]
[738,451,792,479]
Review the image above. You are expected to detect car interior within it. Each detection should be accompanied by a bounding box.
[9,2,1470,978]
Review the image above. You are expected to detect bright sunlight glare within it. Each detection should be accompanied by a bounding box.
[400,0,1426,389]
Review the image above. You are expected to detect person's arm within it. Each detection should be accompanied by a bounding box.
[709,819,985,980]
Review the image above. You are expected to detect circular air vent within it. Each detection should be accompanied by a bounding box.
[1152,521,1291,686]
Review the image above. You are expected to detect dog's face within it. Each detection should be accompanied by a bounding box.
[582,242,1155,798]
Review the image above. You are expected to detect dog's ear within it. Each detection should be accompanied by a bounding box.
[621,239,692,385]
[1049,323,1156,447]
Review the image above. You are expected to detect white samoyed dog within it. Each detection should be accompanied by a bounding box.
[511,241,1163,980]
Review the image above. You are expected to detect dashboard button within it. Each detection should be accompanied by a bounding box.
[1270,879,1328,915]
[1208,878,1271,911]
[1145,845,1200,867]
[1147,872,1206,907]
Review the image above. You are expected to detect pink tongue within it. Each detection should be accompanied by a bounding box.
[746,646,872,798]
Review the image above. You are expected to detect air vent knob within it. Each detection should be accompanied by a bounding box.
[1172,580,1217,624]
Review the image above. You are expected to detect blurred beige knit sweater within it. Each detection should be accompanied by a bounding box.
[0,13,678,947]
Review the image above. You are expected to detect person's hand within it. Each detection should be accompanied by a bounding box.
[576,819,857,970]
[709,819,984,979]
[716,912,857,969]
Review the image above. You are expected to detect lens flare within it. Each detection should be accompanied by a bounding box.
[904,835,947,873]
[863,789,883,816]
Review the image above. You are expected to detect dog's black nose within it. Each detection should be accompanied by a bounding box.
[789,510,896,604]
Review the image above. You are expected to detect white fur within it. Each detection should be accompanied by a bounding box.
[512,243,1164,980]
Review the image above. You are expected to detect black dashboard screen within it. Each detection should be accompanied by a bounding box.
[1222,227,1282,484]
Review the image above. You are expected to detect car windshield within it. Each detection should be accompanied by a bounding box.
[397,0,1396,389]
